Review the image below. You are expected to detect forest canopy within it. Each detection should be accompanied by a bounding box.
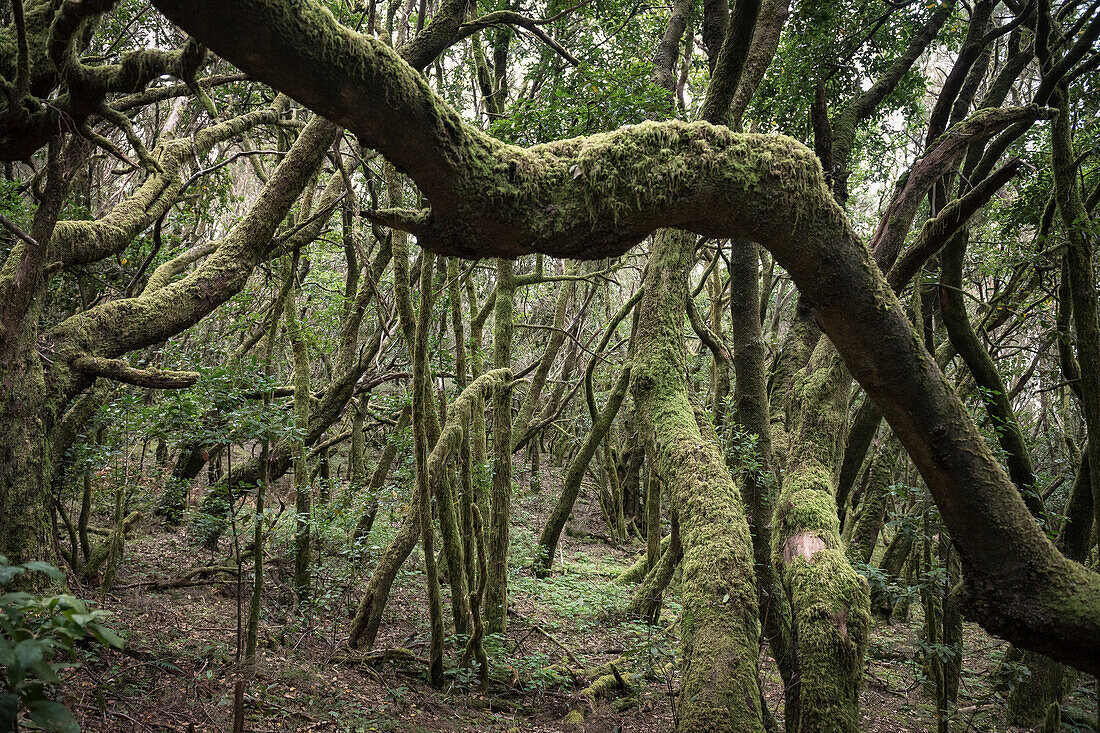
[0,0,1099,730]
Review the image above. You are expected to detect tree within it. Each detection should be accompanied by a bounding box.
[2,0,1100,730]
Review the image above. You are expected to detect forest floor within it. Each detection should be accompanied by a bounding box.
[57,461,1097,733]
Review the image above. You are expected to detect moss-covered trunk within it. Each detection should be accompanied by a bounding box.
[0,142,72,565]
[347,369,508,649]
[287,265,313,604]
[485,258,514,634]
[629,508,682,621]
[413,251,446,687]
[939,227,1042,515]
[0,328,53,565]
[426,256,471,637]
[773,339,869,733]
[631,229,763,732]
[513,264,574,446]
[1054,83,1100,570]
[348,515,419,649]
[352,406,411,542]
[1007,443,1094,724]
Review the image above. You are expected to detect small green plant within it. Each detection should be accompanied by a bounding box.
[992,658,1033,695]
[0,556,124,733]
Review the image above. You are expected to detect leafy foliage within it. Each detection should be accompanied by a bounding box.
[0,558,124,733]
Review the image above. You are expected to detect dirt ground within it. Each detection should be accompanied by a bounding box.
[55,463,1097,732]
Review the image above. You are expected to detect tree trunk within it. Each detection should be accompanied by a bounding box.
[631,229,764,732]
[846,436,899,566]
[485,258,514,634]
[287,269,312,604]
[413,251,445,687]
[774,338,869,732]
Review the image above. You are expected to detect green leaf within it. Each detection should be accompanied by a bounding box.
[1,591,34,605]
[14,639,45,668]
[54,595,85,613]
[21,562,65,582]
[88,623,124,650]
[26,700,80,733]
[29,660,62,685]
[68,613,96,628]
[0,565,24,584]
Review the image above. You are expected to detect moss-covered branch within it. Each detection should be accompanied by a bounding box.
[827,1,955,200]
[939,226,1044,517]
[48,116,336,369]
[887,157,1025,290]
[50,96,288,266]
[69,356,199,389]
[512,264,574,449]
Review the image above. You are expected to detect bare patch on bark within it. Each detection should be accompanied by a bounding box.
[831,608,849,641]
[781,532,826,564]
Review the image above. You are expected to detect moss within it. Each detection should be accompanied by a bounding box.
[771,335,869,730]
[48,116,336,364]
[786,547,870,732]
[531,121,826,227]
[485,258,515,636]
[631,230,764,732]
[615,534,672,586]
[562,710,585,726]
[581,670,635,699]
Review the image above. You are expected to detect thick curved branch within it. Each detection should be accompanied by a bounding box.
[924,0,996,147]
[687,292,731,364]
[111,72,249,112]
[650,0,692,94]
[828,1,955,200]
[397,0,471,70]
[362,207,430,236]
[49,116,337,366]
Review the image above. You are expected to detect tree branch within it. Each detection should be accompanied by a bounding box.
[457,11,580,66]
[70,356,199,388]
[870,105,1054,271]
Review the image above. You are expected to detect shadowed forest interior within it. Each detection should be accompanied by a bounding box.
[1,0,1099,731]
